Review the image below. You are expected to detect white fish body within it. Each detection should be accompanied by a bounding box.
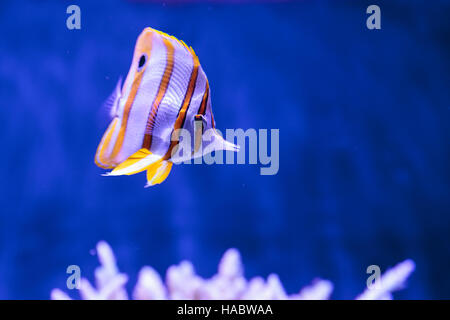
[95,28,239,187]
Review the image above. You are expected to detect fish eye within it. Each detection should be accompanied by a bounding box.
[137,54,147,71]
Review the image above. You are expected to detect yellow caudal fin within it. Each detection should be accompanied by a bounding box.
[106,149,162,176]
[145,161,173,187]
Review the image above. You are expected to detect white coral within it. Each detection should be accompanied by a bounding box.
[356,259,415,300]
[51,241,415,300]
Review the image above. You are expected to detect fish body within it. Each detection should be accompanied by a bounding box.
[95,28,238,187]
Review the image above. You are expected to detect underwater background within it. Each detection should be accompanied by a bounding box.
[0,0,449,299]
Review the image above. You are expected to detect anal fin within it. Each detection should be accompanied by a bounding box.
[106,149,161,176]
[145,161,173,187]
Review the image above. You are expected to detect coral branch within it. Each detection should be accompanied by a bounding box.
[356,259,416,300]
[51,241,414,300]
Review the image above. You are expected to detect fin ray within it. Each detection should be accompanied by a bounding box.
[103,77,122,118]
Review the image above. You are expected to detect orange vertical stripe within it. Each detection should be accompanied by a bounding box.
[109,72,144,162]
[142,38,175,150]
[164,50,200,160]
[197,80,209,116]
[109,31,154,163]
[94,118,119,169]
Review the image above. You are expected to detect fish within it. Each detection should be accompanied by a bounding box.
[94,27,239,187]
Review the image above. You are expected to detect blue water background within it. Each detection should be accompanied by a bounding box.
[0,0,449,299]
